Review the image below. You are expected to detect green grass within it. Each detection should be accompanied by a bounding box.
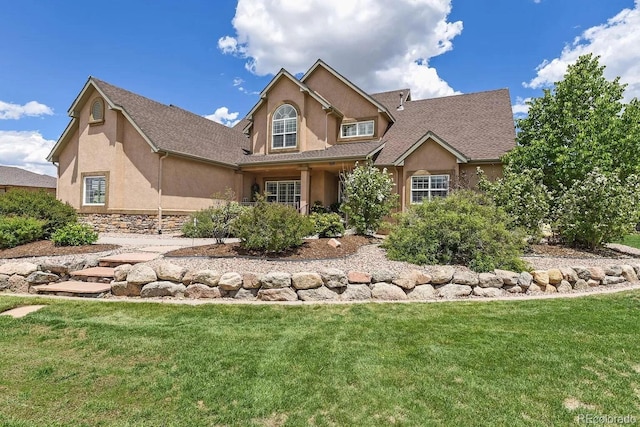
[1,294,639,426]
[616,234,640,250]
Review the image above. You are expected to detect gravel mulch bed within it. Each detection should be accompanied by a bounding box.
[0,241,119,260]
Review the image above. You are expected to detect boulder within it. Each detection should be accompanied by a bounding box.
[319,268,348,289]
[347,271,371,284]
[341,284,372,301]
[604,265,623,277]
[559,267,578,283]
[505,285,524,294]
[83,256,100,269]
[603,276,626,285]
[257,288,298,302]
[371,269,395,284]
[327,238,341,248]
[478,273,503,288]
[8,275,28,293]
[452,271,478,286]
[556,280,573,293]
[437,283,472,299]
[371,283,408,301]
[621,265,639,283]
[242,273,261,289]
[113,264,133,282]
[587,279,600,287]
[527,283,543,294]
[517,271,533,288]
[0,274,9,291]
[181,270,196,285]
[297,286,339,301]
[185,284,221,299]
[155,262,187,282]
[407,269,431,285]
[392,271,419,290]
[218,272,243,291]
[26,271,59,285]
[260,272,292,289]
[544,284,557,294]
[531,270,549,286]
[0,262,38,277]
[473,287,505,297]
[39,261,71,275]
[573,266,591,281]
[234,288,258,300]
[547,269,563,285]
[431,266,455,285]
[140,281,186,298]
[292,272,323,290]
[494,269,519,286]
[111,281,144,297]
[573,279,589,290]
[406,284,437,300]
[193,270,221,287]
[587,267,605,283]
[127,264,158,286]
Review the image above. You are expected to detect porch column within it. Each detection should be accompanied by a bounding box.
[300,166,310,214]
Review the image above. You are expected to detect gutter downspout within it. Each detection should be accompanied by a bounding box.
[158,152,169,234]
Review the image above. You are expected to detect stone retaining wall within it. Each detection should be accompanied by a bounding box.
[79,214,188,234]
[2,259,639,302]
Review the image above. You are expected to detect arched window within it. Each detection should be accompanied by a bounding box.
[90,98,104,123]
[272,104,297,149]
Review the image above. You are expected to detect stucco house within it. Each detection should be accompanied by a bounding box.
[0,166,56,194]
[47,59,515,233]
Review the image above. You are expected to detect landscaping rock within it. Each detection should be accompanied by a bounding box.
[478,273,503,288]
[603,276,626,285]
[261,272,292,289]
[587,267,605,283]
[560,267,578,283]
[494,269,519,286]
[587,279,600,287]
[297,286,339,301]
[371,283,408,301]
[26,271,59,285]
[185,284,221,299]
[0,274,9,291]
[505,285,524,294]
[181,270,196,285]
[113,264,132,282]
[111,281,144,297]
[527,283,543,293]
[406,284,437,300]
[39,261,71,275]
[155,262,187,282]
[218,272,243,291]
[127,264,158,286]
[556,280,573,293]
[8,275,28,293]
[453,271,478,286]
[573,266,591,281]
[392,271,418,290]
[407,269,431,285]
[431,266,455,284]
[544,284,558,293]
[621,265,638,282]
[532,270,549,286]
[327,238,341,248]
[140,281,186,298]
[604,265,623,277]
[347,271,371,284]
[242,273,261,289]
[83,256,100,269]
[437,284,472,298]
[257,287,298,302]
[193,270,221,287]
[319,268,348,289]
[473,287,505,297]
[548,269,563,285]
[371,269,394,283]
[292,272,323,290]
[234,288,258,300]
[0,262,38,277]
[517,272,533,288]
[573,279,589,290]
[341,284,372,301]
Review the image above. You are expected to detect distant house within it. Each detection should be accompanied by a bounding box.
[0,166,56,194]
[47,59,515,233]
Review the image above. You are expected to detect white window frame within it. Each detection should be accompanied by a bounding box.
[271,104,297,149]
[264,180,301,206]
[411,175,449,204]
[83,176,106,206]
[340,120,375,138]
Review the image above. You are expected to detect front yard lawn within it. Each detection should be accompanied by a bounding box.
[616,234,640,250]
[1,293,639,426]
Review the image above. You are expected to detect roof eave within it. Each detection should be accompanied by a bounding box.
[392,131,470,166]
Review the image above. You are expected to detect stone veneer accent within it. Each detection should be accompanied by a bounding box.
[79,214,189,234]
[2,259,639,302]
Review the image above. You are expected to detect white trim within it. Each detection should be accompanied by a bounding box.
[271,104,298,149]
[340,120,375,138]
[265,180,301,205]
[83,175,106,206]
[394,131,468,166]
[410,174,449,204]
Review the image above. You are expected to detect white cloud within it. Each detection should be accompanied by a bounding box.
[233,77,244,87]
[218,0,463,99]
[524,0,640,100]
[204,106,241,127]
[0,130,57,176]
[0,100,54,120]
[512,97,532,116]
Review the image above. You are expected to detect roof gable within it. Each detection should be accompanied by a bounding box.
[0,166,56,188]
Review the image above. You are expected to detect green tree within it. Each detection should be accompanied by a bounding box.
[340,161,398,235]
[504,54,640,195]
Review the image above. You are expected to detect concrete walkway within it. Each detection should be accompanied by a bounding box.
[96,233,239,253]
[607,243,640,257]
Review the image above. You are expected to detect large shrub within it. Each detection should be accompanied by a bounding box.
[182,201,246,243]
[310,212,345,238]
[0,216,45,249]
[233,197,314,253]
[340,161,398,235]
[50,223,98,247]
[0,189,76,237]
[383,191,527,272]
[555,169,640,249]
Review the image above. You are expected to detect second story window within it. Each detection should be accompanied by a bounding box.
[90,98,105,123]
[272,104,297,149]
[341,120,374,138]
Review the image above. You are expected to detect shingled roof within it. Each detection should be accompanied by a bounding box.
[0,166,56,188]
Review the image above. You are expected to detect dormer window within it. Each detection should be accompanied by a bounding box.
[341,120,374,138]
[272,104,297,149]
[90,98,104,124]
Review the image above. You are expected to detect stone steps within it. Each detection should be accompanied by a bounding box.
[98,252,159,268]
[69,266,115,283]
[32,281,111,297]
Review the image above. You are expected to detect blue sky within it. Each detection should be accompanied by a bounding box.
[1,0,638,177]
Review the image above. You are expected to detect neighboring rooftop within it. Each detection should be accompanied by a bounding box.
[0,166,56,189]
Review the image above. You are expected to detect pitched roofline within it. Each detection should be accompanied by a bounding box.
[47,117,78,162]
[238,143,384,167]
[392,131,469,166]
[300,59,396,122]
[158,150,238,169]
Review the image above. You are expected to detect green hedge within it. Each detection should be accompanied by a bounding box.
[0,189,76,237]
[0,216,45,249]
